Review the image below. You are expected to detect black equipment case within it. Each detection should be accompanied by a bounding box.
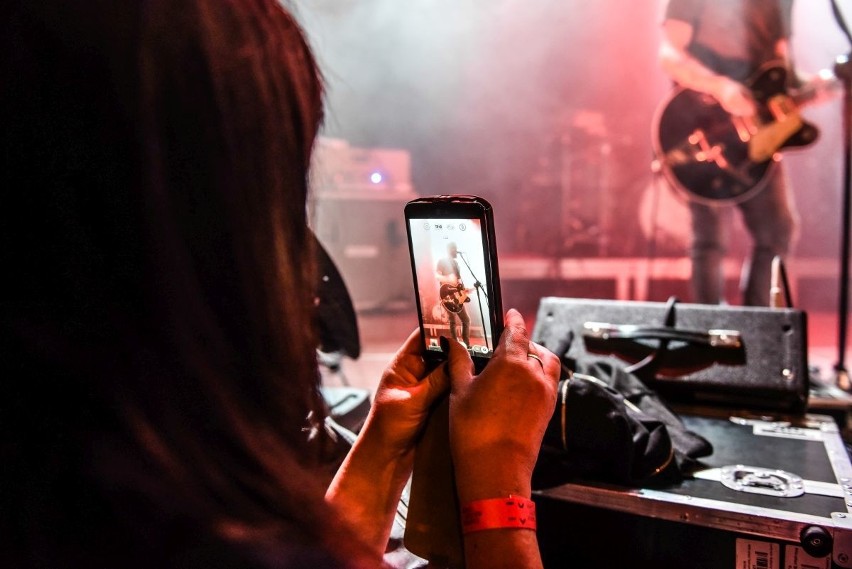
[531,298,852,569]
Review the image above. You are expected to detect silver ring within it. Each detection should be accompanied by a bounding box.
[527,352,544,367]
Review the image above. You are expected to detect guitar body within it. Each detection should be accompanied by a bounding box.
[653,63,820,204]
[440,283,470,314]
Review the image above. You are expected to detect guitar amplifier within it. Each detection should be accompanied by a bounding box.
[311,192,415,312]
[532,297,809,413]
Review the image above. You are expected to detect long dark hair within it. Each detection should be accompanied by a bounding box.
[1,0,370,566]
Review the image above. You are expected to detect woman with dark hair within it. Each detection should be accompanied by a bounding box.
[0,1,559,568]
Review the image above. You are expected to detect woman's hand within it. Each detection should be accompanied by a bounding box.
[445,309,559,569]
[363,328,451,458]
[448,308,560,502]
[325,328,450,555]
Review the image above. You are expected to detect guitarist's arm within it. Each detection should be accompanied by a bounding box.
[776,39,837,105]
[659,18,757,118]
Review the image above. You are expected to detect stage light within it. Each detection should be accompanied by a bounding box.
[370,172,383,184]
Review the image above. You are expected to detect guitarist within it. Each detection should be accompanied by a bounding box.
[659,0,800,306]
[435,241,471,347]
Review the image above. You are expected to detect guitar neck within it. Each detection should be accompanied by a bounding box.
[789,71,838,108]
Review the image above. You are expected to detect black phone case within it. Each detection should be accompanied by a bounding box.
[402,195,503,567]
[403,195,503,372]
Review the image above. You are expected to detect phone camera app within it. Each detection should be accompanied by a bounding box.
[409,216,494,360]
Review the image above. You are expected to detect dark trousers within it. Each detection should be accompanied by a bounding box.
[448,307,471,345]
[689,164,798,306]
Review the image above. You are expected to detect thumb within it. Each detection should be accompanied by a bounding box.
[440,335,474,389]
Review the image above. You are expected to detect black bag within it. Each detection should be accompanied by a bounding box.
[533,337,713,490]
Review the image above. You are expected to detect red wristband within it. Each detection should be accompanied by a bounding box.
[460,495,537,534]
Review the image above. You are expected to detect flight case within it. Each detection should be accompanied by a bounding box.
[530,298,852,569]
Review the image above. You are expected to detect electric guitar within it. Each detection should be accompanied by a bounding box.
[440,283,471,314]
[652,62,836,204]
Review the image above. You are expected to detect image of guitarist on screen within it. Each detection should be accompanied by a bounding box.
[658,0,821,306]
[435,241,471,347]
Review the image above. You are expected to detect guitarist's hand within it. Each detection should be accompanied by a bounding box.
[802,69,840,107]
[714,76,756,117]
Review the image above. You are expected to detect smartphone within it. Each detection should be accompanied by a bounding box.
[403,195,503,566]
[404,195,503,373]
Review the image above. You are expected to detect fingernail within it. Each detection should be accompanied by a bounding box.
[439,335,449,352]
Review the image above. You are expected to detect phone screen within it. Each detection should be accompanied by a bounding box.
[407,215,497,360]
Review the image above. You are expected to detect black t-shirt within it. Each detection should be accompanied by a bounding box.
[664,0,794,81]
[436,257,461,281]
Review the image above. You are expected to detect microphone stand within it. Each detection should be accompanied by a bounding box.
[835,53,852,390]
[457,252,491,353]
[830,0,852,390]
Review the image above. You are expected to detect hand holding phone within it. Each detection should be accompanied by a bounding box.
[403,195,503,566]
[403,309,559,568]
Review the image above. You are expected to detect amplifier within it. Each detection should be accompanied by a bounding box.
[532,297,809,413]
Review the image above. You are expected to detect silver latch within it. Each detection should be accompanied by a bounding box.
[719,465,804,498]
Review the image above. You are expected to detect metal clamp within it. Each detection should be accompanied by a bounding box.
[718,465,805,498]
